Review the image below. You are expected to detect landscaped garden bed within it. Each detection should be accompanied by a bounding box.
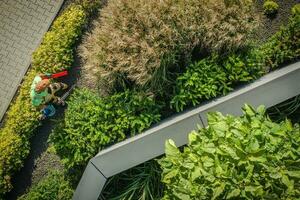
[0,0,299,199]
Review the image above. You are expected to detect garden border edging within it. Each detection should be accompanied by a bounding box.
[73,61,300,200]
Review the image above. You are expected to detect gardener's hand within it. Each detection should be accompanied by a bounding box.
[40,73,52,79]
[57,98,65,106]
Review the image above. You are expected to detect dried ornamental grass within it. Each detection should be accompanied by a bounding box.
[80,0,258,93]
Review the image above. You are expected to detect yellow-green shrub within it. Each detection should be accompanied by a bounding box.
[0,132,29,195]
[32,6,86,73]
[0,4,88,196]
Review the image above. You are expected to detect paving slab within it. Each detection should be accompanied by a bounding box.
[0,0,64,121]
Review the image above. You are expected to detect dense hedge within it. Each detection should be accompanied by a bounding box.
[18,171,73,200]
[0,4,88,196]
[159,105,300,199]
[79,0,257,94]
[171,12,300,112]
[50,89,161,170]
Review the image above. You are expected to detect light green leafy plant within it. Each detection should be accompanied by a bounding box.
[159,105,300,199]
[50,89,161,170]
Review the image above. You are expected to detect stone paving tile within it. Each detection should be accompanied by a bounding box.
[0,0,64,121]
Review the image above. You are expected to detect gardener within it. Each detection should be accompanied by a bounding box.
[30,74,68,111]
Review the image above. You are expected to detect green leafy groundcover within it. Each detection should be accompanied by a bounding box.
[18,171,73,200]
[0,3,88,196]
[50,89,161,170]
[171,11,300,112]
[159,105,300,199]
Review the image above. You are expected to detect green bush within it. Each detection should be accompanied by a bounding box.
[170,57,230,112]
[50,89,161,170]
[261,10,300,69]
[159,105,300,199]
[0,4,88,196]
[18,171,73,200]
[263,1,279,15]
[292,4,300,16]
[79,0,257,94]
[170,50,264,112]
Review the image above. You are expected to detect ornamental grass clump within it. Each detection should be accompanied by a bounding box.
[159,105,300,199]
[80,0,257,94]
[50,89,161,170]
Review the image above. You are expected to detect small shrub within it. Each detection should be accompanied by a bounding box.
[159,105,300,199]
[80,0,257,93]
[18,171,73,200]
[292,4,300,16]
[50,89,161,170]
[263,1,279,16]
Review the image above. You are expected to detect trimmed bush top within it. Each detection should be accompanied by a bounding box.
[263,1,279,16]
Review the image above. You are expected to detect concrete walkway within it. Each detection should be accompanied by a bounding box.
[0,0,64,121]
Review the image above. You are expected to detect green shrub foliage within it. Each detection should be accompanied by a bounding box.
[159,105,300,199]
[261,12,300,69]
[18,171,73,200]
[79,0,257,93]
[171,50,264,112]
[170,57,230,112]
[0,4,88,196]
[263,1,279,15]
[50,89,161,169]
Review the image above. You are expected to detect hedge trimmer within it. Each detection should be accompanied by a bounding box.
[39,84,76,120]
[41,70,69,79]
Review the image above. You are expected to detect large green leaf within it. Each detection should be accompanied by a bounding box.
[165,140,180,157]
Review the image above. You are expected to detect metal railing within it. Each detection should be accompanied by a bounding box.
[73,62,300,200]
